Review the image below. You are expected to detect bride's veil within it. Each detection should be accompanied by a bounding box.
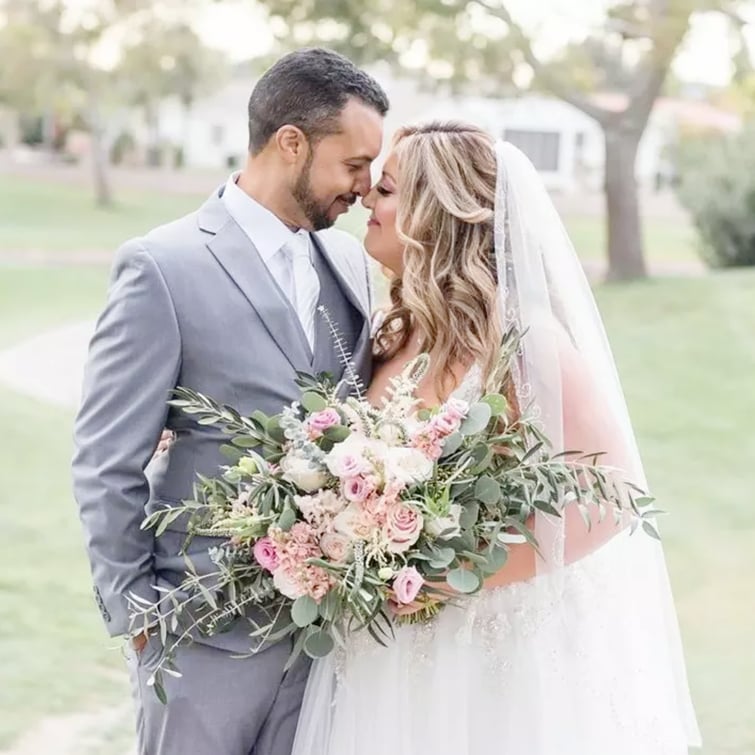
[494,140,700,745]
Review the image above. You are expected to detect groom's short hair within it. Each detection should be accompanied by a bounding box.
[247,48,389,154]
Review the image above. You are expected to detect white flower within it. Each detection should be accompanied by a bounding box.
[320,532,353,563]
[424,503,462,539]
[325,434,382,479]
[281,451,328,492]
[273,567,306,600]
[376,421,404,445]
[333,502,379,541]
[383,447,434,486]
[377,566,394,581]
[294,490,345,527]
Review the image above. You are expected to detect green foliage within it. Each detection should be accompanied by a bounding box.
[675,125,755,268]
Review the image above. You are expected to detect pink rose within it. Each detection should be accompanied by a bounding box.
[431,413,461,437]
[342,475,375,503]
[384,503,424,554]
[253,536,280,572]
[307,408,341,438]
[444,398,469,422]
[392,566,424,605]
[320,531,353,563]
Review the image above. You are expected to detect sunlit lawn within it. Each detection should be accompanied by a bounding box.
[1,173,699,268]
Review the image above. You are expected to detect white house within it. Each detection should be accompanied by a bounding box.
[151,69,741,193]
[419,92,741,193]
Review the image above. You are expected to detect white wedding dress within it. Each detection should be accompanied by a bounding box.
[290,370,700,755]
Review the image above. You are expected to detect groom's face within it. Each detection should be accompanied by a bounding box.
[293,98,383,231]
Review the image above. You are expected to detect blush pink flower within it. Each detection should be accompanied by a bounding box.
[411,432,445,461]
[383,503,424,554]
[430,412,461,437]
[392,566,424,604]
[342,475,376,503]
[307,408,341,438]
[320,531,353,563]
[253,536,280,572]
[444,398,469,422]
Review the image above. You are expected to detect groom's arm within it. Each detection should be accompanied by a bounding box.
[72,240,181,638]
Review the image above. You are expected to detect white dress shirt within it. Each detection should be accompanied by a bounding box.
[222,173,320,348]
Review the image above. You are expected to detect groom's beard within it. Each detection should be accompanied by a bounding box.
[292,153,333,231]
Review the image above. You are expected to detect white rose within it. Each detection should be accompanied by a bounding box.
[333,502,378,541]
[324,435,375,479]
[376,421,404,445]
[320,531,353,563]
[424,503,462,539]
[281,452,328,492]
[384,447,434,486]
[273,567,306,600]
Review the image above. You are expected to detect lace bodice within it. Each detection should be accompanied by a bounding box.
[450,364,483,405]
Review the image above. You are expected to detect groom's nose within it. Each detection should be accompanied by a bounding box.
[352,168,372,197]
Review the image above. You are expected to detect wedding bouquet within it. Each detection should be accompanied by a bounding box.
[130,322,657,700]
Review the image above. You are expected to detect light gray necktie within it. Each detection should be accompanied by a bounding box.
[287,231,320,350]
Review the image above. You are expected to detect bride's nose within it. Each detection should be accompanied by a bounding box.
[362,186,376,210]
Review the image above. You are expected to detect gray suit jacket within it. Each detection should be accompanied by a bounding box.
[72,186,372,650]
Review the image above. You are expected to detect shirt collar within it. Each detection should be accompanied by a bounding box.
[222,172,300,263]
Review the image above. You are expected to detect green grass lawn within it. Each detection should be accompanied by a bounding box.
[1,173,699,267]
[1,265,753,752]
[0,174,201,253]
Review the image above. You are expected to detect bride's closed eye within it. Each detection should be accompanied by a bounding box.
[377,185,392,196]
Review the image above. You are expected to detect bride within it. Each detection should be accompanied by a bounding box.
[291,121,701,754]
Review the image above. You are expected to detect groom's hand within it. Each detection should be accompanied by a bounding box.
[131,631,149,654]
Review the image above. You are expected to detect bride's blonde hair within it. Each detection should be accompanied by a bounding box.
[374,121,501,398]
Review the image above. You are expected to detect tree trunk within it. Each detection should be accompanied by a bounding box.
[603,126,646,281]
[88,92,113,207]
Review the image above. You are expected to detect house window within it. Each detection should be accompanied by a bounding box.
[210,124,225,146]
[503,129,561,171]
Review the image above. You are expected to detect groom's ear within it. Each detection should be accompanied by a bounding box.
[276,125,308,165]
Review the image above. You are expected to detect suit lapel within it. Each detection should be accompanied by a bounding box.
[199,193,312,373]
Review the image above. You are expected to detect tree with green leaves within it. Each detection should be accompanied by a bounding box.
[0,0,224,204]
[253,0,749,280]
[118,19,227,167]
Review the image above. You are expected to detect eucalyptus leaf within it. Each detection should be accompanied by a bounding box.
[474,476,501,505]
[446,567,481,594]
[480,393,508,417]
[324,425,351,442]
[459,501,480,530]
[266,417,287,443]
[318,590,341,622]
[441,431,463,457]
[278,507,297,531]
[483,545,508,574]
[459,402,492,436]
[291,596,319,628]
[301,392,328,413]
[304,628,336,658]
[428,547,456,569]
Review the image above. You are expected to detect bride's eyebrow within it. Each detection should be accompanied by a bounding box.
[381,170,396,183]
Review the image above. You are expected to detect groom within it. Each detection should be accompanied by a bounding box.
[72,48,387,754]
